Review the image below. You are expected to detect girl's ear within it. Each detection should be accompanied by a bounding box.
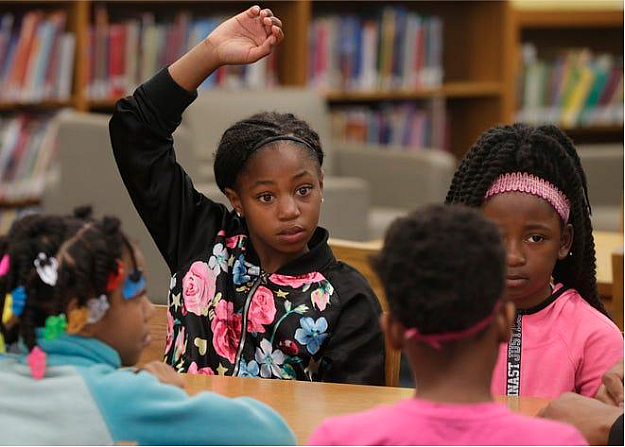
[224,187,243,217]
[319,167,325,192]
[558,223,574,260]
[380,312,404,350]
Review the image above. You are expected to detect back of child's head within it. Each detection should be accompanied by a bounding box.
[0,206,135,354]
[372,204,505,340]
[445,123,601,311]
[214,111,324,193]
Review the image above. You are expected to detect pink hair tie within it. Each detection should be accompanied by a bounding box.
[26,346,47,380]
[484,172,570,223]
[0,254,9,276]
[404,302,502,349]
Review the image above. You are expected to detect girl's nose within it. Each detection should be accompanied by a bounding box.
[506,240,525,267]
[277,196,301,220]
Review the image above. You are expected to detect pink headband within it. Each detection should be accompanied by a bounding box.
[484,172,570,223]
[404,302,502,349]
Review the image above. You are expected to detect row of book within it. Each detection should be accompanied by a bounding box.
[86,7,278,100]
[308,7,443,92]
[516,45,624,127]
[0,112,61,203]
[0,11,75,103]
[330,102,447,151]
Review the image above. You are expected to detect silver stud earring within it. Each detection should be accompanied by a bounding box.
[321,197,325,203]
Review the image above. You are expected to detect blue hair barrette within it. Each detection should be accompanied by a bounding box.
[11,286,27,316]
[122,270,146,300]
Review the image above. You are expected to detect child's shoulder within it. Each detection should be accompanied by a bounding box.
[558,288,620,334]
[498,411,587,445]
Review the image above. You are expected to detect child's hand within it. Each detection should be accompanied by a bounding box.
[595,359,624,407]
[137,361,185,389]
[205,5,284,66]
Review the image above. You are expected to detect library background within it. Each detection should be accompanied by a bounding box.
[0,0,623,307]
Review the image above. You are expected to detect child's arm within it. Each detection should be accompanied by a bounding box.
[320,268,386,385]
[109,6,283,272]
[82,368,296,445]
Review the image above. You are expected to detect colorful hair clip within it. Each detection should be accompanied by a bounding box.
[122,270,146,300]
[0,254,9,276]
[67,307,89,334]
[26,346,46,380]
[43,314,67,341]
[86,295,110,324]
[106,260,125,292]
[11,286,26,317]
[34,253,58,286]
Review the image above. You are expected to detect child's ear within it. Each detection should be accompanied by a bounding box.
[380,312,404,350]
[224,187,243,217]
[558,223,574,260]
[319,167,325,191]
[495,300,516,344]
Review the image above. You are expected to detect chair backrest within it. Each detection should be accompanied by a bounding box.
[328,238,401,387]
[43,112,197,304]
[181,88,335,177]
[611,247,624,331]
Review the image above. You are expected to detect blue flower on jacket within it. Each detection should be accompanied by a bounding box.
[294,317,328,355]
[238,359,260,378]
[233,255,250,285]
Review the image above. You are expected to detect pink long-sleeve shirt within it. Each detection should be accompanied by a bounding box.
[308,398,587,446]
[492,284,623,398]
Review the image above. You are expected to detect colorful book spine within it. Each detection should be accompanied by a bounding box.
[309,7,444,92]
[517,44,624,127]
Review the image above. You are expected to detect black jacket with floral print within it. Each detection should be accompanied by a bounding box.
[109,68,385,385]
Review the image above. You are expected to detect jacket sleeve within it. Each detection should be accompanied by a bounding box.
[82,367,296,445]
[109,67,231,272]
[320,264,385,386]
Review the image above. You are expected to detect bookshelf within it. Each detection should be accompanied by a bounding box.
[1,0,622,219]
[505,4,624,144]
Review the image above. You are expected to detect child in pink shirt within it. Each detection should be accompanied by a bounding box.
[445,123,623,398]
[308,205,586,446]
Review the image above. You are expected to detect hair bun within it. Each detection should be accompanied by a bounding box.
[73,205,93,220]
[101,216,121,235]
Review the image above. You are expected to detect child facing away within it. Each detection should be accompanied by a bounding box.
[0,209,295,445]
[308,205,587,446]
[445,123,623,399]
[109,6,384,384]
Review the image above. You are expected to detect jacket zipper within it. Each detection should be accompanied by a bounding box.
[232,272,267,376]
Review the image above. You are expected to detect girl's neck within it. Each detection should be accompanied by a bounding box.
[407,342,496,404]
[250,235,310,273]
[514,282,553,311]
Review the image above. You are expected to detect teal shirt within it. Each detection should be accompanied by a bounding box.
[0,333,296,445]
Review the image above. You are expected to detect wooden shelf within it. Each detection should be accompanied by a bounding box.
[325,82,503,102]
[515,9,623,28]
[87,98,119,110]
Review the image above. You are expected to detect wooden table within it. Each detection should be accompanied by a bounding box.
[594,230,623,298]
[184,375,551,445]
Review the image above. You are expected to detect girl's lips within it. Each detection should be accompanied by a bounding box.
[506,276,528,287]
[277,227,306,243]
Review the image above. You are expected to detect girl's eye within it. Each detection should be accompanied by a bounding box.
[527,235,544,243]
[258,194,273,203]
[296,186,312,196]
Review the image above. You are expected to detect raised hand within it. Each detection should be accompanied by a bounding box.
[169,5,284,92]
[206,5,284,66]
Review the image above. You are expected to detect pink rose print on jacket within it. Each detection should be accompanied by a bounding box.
[182,261,216,316]
[310,282,334,311]
[165,310,174,353]
[247,286,277,333]
[187,362,215,375]
[211,300,242,364]
[225,234,246,249]
[269,272,326,289]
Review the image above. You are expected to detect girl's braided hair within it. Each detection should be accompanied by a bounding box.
[445,123,603,314]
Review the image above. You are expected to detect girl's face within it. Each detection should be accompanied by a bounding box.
[483,192,573,310]
[82,245,155,366]
[226,143,323,272]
